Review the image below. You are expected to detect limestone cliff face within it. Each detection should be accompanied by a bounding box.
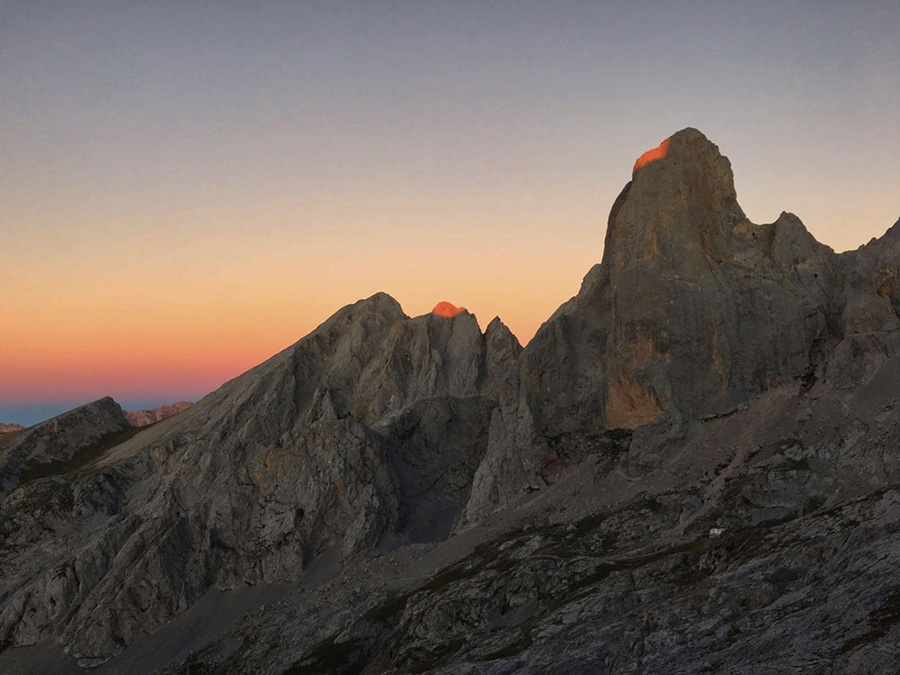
[529,128,838,430]
[0,293,520,663]
[828,219,900,389]
[463,128,895,521]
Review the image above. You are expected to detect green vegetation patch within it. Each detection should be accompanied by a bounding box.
[0,429,26,453]
[17,423,152,485]
[282,637,368,675]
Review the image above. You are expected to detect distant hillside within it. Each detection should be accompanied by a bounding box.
[124,402,193,427]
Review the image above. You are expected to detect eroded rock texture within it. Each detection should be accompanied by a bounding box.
[124,403,193,428]
[0,294,521,665]
[1,128,900,675]
[463,128,895,522]
[0,397,129,501]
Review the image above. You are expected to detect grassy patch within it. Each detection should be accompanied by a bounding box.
[405,637,467,673]
[361,591,413,624]
[777,456,811,472]
[474,632,534,662]
[17,423,152,485]
[0,429,26,452]
[176,656,224,675]
[803,495,827,513]
[282,637,367,675]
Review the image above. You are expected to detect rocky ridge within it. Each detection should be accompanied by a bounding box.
[124,402,193,428]
[1,128,899,674]
[0,397,130,501]
[0,424,25,434]
[0,295,521,665]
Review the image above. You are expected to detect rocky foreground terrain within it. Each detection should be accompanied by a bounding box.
[1,128,899,674]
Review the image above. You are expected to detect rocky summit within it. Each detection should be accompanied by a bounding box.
[1,128,900,675]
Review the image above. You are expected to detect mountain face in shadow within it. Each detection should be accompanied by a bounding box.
[2,128,900,674]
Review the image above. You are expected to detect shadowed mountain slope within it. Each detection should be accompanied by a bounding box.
[0,294,520,664]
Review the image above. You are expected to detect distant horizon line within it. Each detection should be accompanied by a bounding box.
[5,211,899,429]
[0,396,198,429]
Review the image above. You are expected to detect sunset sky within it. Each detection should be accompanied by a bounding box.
[2,2,899,426]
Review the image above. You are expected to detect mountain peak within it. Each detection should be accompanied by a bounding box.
[631,128,715,174]
[432,301,467,318]
[605,127,745,278]
[360,291,404,312]
[324,292,406,327]
[632,137,669,172]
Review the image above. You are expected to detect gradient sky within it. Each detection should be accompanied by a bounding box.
[2,1,899,426]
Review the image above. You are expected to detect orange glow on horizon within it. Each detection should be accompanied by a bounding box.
[633,138,670,172]
[0,191,611,410]
[431,301,467,318]
[0,265,577,407]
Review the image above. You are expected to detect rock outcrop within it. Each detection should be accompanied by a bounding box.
[2,128,900,675]
[0,294,521,663]
[0,424,25,434]
[124,402,193,427]
[0,397,129,501]
[462,128,889,522]
[432,301,468,318]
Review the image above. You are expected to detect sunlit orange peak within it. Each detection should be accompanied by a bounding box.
[633,137,670,172]
[432,301,466,318]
